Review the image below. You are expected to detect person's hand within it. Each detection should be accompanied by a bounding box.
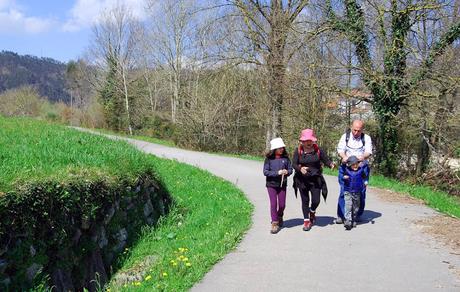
[357,155,364,162]
[300,166,308,175]
[341,156,348,163]
[278,169,288,175]
[343,175,349,180]
[330,162,336,170]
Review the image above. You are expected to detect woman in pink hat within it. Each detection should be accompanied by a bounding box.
[292,129,335,231]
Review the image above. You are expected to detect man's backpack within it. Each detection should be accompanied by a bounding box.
[345,128,365,147]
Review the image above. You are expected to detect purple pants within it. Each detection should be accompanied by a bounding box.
[267,187,286,222]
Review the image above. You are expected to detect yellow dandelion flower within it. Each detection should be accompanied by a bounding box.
[185,262,192,267]
[162,272,168,277]
[183,257,189,261]
[145,275,152,281]
[173,262,178,266]
[134,281,141,286]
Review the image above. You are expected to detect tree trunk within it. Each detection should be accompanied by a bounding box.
[373,92,401,177]
[121,67,133,135]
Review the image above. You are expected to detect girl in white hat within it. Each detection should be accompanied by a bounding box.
[263,137,293,234]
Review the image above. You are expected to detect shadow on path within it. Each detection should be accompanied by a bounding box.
[358,210,382,225]
[282,216,336,228]
[283,218,303,228]
[315,216,336,227]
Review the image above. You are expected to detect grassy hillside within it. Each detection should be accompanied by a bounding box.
[0,117,155,192]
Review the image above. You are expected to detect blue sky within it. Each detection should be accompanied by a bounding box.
[0,0,147,63]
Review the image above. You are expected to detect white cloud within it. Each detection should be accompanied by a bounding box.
[0,4,55,35]
[63,0,148,32]
[0,0,13,10]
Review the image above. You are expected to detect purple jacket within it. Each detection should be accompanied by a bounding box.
[263,157,293,188]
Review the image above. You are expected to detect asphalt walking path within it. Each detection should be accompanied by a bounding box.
[79,129,460,291]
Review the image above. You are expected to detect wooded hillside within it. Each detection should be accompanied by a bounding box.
[0,51,70,103]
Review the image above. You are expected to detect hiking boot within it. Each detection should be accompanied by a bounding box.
[270,221,280,234]
[344,220,352,230]
[335,217,343,224]
[309,211,316,224]
[302,220,312,231]
[278,217,283,228]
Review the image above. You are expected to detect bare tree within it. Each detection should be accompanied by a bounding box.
[90,4,143,134]
[221,0,310,144]
[147,0,198,123]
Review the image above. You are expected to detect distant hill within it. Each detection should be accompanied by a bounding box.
[0,51,70,103]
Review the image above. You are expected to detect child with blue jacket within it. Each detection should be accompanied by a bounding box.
[263,138,293,234]
[338,155,369,230]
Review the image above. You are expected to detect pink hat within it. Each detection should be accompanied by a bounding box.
[299,129,317,142]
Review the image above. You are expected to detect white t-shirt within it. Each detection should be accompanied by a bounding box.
[337,132,373,158]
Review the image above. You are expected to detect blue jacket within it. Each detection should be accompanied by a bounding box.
[263,157,293,188]
[339,164,368,193]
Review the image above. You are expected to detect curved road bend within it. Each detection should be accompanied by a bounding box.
[79,129,460,292]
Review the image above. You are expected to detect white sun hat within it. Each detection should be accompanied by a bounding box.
[270,137,286,150]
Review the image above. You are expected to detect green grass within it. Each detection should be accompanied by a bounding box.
[323,168,460,218]
[369,174,460,218]
[93,128,176,148]
[108,156,253,291]
[0,117,157,192]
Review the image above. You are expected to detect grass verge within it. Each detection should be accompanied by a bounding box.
[108,156,253,291]
[92,128,176,148]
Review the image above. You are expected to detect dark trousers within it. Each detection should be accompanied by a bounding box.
[267,187,286,222]
[299,177,321,220]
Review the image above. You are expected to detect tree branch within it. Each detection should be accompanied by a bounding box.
[409,20,460,90]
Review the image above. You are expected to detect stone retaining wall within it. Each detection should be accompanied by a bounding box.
[0,176,170,291]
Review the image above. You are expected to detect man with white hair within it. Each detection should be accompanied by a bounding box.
[336,120,373,224]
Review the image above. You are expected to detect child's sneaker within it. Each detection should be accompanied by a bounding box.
[344,220,352,230]
[270,222,280,234]
[303,220,312,231]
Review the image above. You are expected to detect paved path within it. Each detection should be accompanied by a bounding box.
[78,129,460,291]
